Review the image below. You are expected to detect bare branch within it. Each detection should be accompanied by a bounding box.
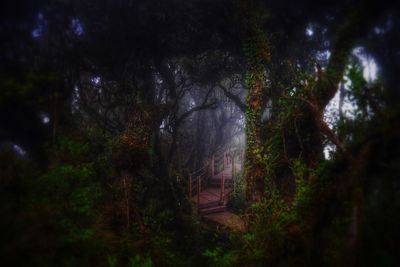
[217,83,246,112]
[176,100,217,126]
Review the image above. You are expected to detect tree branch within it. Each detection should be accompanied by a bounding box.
[217,83,246,112]
[317,1,382,108]
[176,101,217,126]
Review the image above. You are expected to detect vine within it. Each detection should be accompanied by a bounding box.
[242,2,270,202]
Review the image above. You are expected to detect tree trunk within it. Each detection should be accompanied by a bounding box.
[241,0,270,203]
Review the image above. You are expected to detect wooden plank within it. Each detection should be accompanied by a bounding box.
[189,151,244,231]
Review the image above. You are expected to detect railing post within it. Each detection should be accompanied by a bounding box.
[220,172,225,202]
[232,156,235,192]
[188,174,192,199]
[223,152,226,170]
[208,158,212,178]
[211,155,214,177]
[197,176,201,211]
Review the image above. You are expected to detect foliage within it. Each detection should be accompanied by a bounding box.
[1,0,399,266]
[228,171,246,212]
[202,246,237,267]
[128,255,153,267]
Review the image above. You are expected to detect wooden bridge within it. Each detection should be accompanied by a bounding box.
[188,147,245,232]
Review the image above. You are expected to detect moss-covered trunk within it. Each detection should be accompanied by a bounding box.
[241,0,270,203]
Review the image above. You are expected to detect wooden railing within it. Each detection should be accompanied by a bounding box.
[188,144,244,210]
[187,165,208,199]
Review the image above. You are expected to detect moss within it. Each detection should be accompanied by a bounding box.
[242,5,270,202]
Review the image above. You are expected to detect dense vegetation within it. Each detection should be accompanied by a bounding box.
[1,0,399,266]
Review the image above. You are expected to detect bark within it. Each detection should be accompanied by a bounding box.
[218,83,247,112]
[302,2,385,263]
[292,0,383,165]
[240,0,269,203]
[316,1,381,109]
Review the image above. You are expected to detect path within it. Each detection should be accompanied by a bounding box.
[189,151,245,232]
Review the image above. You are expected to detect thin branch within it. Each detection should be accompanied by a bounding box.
[176,101,217,126]
[217,83,246,112]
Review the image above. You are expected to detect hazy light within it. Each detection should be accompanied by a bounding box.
[71,18,84,36]
[305,26,314,36]
[13,144,27,156]
[362,59,377,82]
[72,85,80,113]
[323,144,335,159]
[323,83,358,159]
[373,26,384,35]
[31,13,47,38]
[316,50,331,62]
[32,29,41,38]
[261,99,272,122]
[91,76,101,85]
[156,77,163,84]
[40,113,50,124]
[352,47,378,82]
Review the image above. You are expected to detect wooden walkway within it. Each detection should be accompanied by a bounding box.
[190,155,245,232]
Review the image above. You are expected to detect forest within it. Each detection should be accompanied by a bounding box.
[1,0,399,266]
